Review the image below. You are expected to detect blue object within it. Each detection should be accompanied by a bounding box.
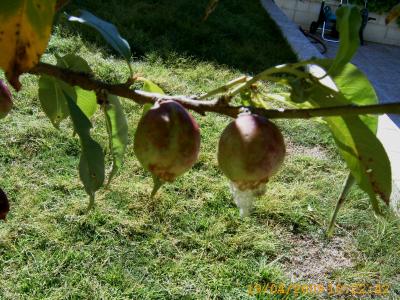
[323,6,337,22]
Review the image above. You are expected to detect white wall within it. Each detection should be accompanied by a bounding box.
[274,0,400,46]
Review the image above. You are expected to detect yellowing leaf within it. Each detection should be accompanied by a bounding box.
[0,0,56,90]
[386,3,400,25]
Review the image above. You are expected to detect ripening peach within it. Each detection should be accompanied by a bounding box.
[218,113,285,191]
[134,100,200,196]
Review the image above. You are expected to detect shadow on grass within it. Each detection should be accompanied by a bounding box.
[62,0,296,74]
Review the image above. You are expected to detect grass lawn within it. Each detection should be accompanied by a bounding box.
[0,0,400,299]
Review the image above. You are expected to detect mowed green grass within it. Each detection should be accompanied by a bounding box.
[0,0,400,299]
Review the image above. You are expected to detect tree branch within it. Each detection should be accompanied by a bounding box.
[29,62,400,119]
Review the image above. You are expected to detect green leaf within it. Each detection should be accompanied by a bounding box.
[304,67,391,209]
[65,92,105,201]
[103,94,129,186]
[57,54,98,119]
[326,115,391,209]
[327,173,355,237]
[39,54,98,128]
[56,54,93,74]
[76,87,98,120]
[240,88,268,109]
[138,78,164,117]
[140,78,165,94]
[56,53,92,74]
[288,78,314,104]
[329,5,361,75]
[315,59,378,133]
[240,89,252,106]
[67,10,131,62]
[38,75,76,128]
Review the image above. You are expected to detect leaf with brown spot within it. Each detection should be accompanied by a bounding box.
[0,0,57,90]
[0,188,10,221]
[306,60,392,210]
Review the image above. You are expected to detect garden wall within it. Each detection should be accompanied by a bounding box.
[274,0,400,46]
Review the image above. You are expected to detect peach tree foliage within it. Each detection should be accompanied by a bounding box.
[0,0,399,235]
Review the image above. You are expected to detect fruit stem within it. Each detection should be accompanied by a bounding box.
[327,173,355,237]
[150,176,164,199]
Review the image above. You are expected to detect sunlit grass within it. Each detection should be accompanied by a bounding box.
[0,0,399,298]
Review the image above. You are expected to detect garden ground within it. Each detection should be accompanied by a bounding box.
[0,0,399,299]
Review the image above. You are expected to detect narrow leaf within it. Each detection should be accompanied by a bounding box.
[304,67,392,208]
[76,87,97,120]
[138,78,164,117]
[67,10,131,61]
[103,94,129,186]
[329,5,361,75]
[326,115,391,209]
[327,173,355,237]
[65,92,105,202]
[38,75,76,128]
[315,60,378,133]
[57,53,92,74]
[57,54,98,119]
[0,0,56,89]
[38,54,97,127]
